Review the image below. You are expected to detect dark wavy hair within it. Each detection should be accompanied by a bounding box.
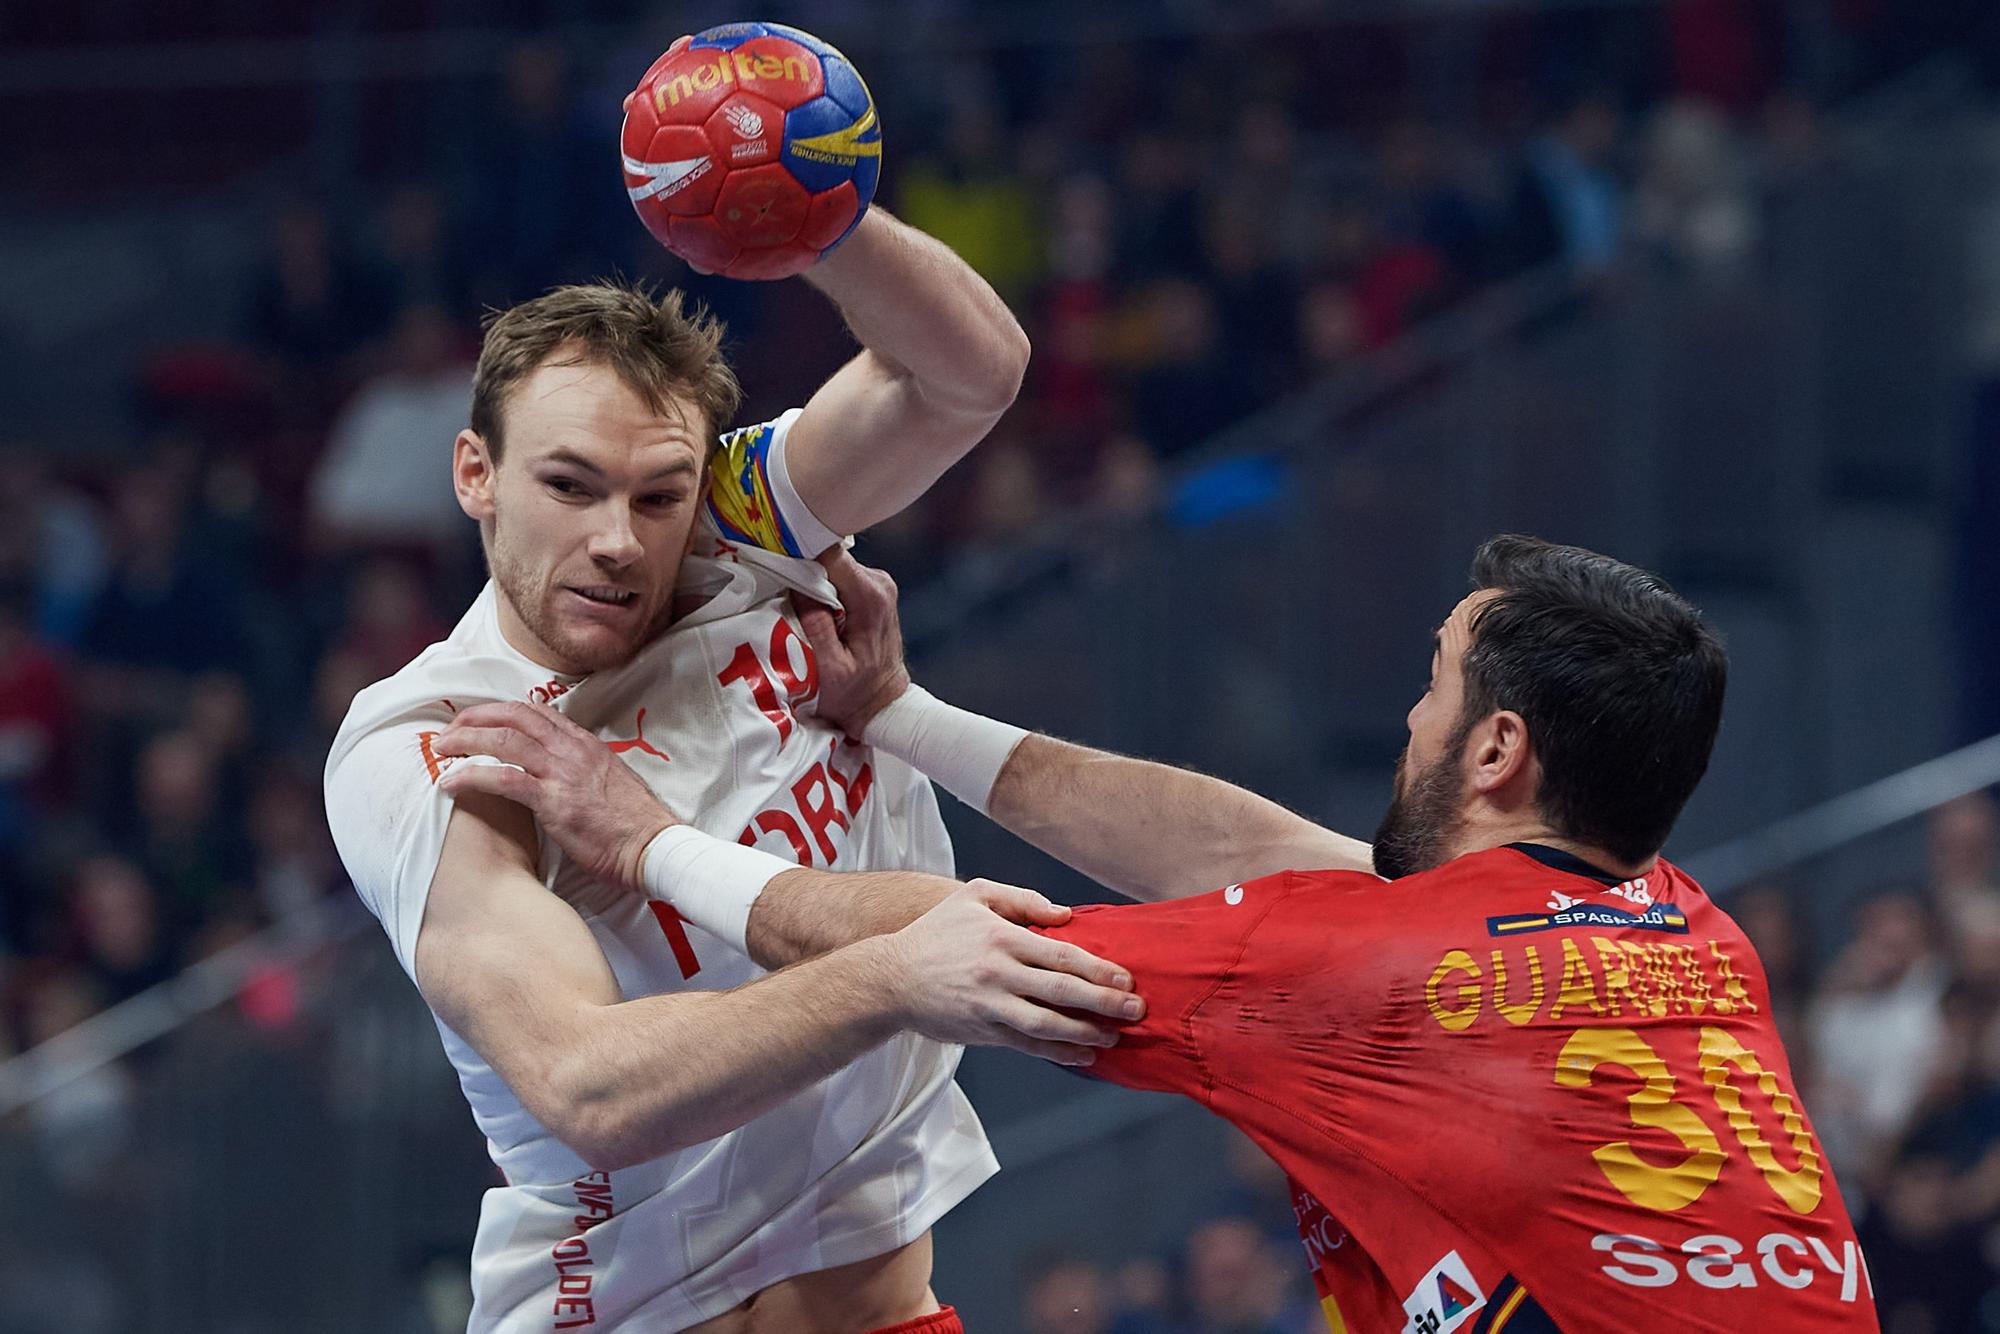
[1459,535,1728,863]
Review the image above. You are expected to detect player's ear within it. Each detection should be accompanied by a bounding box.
[455,429,498,522]
[1467,709,1532,796]
[683,466,715,557]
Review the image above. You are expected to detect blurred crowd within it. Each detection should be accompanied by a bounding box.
[0,2,1994,1328]
[0,1,1934,1052]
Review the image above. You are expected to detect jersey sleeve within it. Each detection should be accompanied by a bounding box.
[323,716,514,982]
[1037,875,1292,1099]
[707,408,842,559]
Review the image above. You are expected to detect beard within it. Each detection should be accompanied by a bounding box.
[486,516,674,675]
[1371,744,1467,880]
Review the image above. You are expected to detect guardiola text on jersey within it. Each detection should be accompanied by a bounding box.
[1045,843,1875,1334]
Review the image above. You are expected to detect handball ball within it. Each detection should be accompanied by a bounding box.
[621,22,880,280]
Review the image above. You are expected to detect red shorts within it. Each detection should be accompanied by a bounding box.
[867,1307,962,1334]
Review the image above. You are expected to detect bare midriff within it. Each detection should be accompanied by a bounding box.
[681,1233,939,1334]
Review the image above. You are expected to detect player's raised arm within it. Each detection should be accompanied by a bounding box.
[778,208,1030,537]
[623,29,1026,546]
[799,552,1376,900]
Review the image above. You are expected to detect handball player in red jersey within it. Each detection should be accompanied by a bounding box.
[477,535,1874,1332]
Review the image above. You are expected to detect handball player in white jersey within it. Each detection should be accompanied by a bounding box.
[322,212,1142,1334]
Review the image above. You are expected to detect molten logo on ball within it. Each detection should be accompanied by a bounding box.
[652,51,814,112]
[621,21,880,281]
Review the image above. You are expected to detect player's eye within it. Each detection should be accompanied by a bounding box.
[545,476,587,498]
[640,491,687,510]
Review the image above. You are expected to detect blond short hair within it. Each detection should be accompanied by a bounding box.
[470,281,742,459]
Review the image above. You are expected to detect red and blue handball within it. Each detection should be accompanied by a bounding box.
[620,21,881,281]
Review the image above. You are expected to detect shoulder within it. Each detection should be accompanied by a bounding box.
[327,589,567,780]
[708,410,808,557]
[706,409,841,561]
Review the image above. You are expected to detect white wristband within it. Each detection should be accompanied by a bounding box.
[861,685,1029,815]
[640,826,796,955]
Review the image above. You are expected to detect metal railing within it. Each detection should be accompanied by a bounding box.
[0,895,371,1118]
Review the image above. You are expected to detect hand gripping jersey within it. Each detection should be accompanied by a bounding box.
[1044,844,1876,1334]
[324,413,996,1332]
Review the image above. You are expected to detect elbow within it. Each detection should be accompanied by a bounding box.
[558,1098,635,1173]
[554,1091,697,1173]
[535,1055,692,1173]
[987,320,1032,414]
[946,318,1030,420]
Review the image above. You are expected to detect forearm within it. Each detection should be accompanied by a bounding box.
[860,689,1370,900]
[553,937,905,1169]
[989,735,1371,900]
[807,209,1028,415]
[744,867,957,968]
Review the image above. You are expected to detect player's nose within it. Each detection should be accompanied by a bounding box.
[587,507,644,567]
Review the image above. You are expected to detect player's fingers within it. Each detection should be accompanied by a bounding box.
[1008,928,1134,993]
[795,603,850,667]
[1000,961,1140,1028]
[816,545,867,595]
[989,1030,1099,1068]
[431,725,553,777]
[823,553,894,626]
[969,879,1070,927]
[437,762,541,809]
[447,701,574,748]
[984,996,1119,1050]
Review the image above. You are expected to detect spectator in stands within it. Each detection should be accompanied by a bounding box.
[128,731,249,945]
[1198,198,1300,404]
[0,443,108,647]
[1632,99,1759,278]
[70,855,175,1007]
[0,579,73,841]
[1294,278,1366,384]
[1930,791,2000,926]
[374,181,469,317]
[1112,131,1207,285]
[1225,102,1332,273]
[81,466,250,709]
[1124,279,1255,460]
[1728,881,1815,1054]
[246,766,341,928]
[1022,1251,1112,1334]
[1807,887,1951,1179]
[306,304,476,566]
[1510,91,1625,276]
[185,672,255,815]
[896,94,1042,305]
[244,199,393,409]
[16,965,133,1192]
[1178,1216,1294,1334]
[326,556,449,688]
[1375,119,1490,290]
[1855,1151,1994,1329]
[466,40,602,306]
[1029,173,1119,480]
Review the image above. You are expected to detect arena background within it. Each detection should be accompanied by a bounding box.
[1,1,1997,1329]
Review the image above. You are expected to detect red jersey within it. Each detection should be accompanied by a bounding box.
[1044,843,1875,1334]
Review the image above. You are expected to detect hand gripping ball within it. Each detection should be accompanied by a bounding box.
[621,22,881,280]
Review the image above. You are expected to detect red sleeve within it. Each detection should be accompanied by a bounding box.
[1037,873,1292,1098]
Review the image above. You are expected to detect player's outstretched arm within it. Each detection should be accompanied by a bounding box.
[781,209,1030,542]
[414,790,1132,1172]
[800,552,1375,900]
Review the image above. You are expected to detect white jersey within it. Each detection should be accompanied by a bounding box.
[324,413,997,1331]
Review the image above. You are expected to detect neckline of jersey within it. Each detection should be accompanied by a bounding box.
[1501,840,1630,886]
